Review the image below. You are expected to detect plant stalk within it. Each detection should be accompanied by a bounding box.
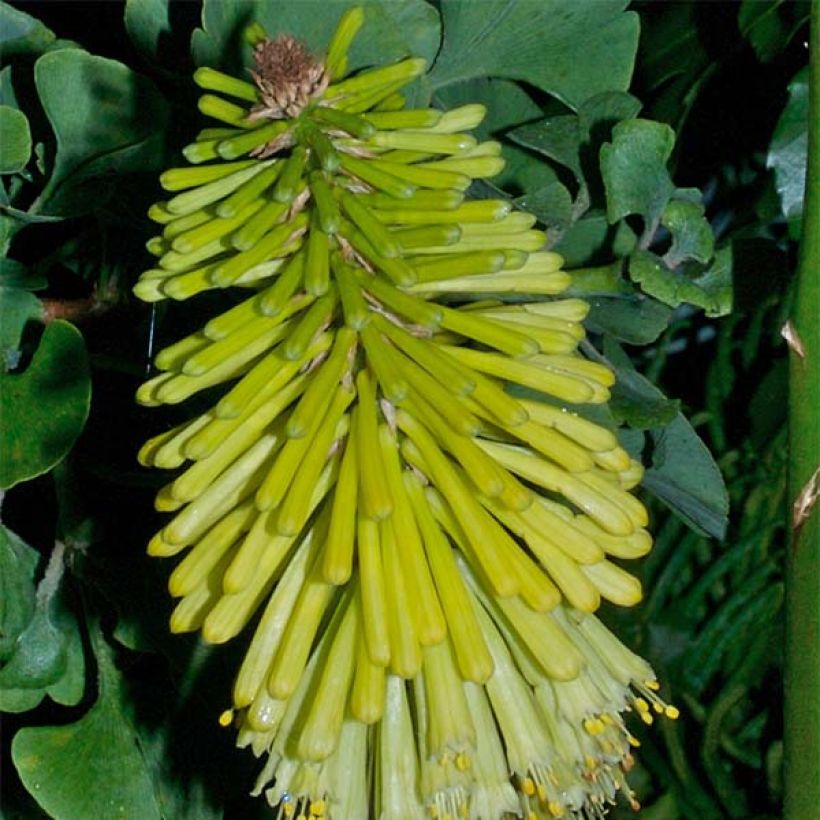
[784,3,820,818]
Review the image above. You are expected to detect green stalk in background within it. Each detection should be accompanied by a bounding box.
[785,3,820,818]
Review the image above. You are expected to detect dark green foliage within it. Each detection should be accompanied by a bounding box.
[0,1,806,817]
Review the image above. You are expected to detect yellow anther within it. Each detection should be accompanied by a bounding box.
[521,777,536,796]
[455,751,471,771]
[601,740,615,754]
[283,804,295,818]
[218,708,234,727]
[645,679,660,691]
[584,717,605,735]
[635,698,650,713]
[640,711,654,725]
[628,734,641,748]
[310,800,326,816]
[549,801,565,817]
[653,702,664,714]
[527,811,538,820]
[585,755,598,770]
[601,713,615,726]
[429,805,439,818]
[665,705,680,719]
[537,784,547,801]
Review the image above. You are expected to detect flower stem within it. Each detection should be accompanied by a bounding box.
[785,4,820,818]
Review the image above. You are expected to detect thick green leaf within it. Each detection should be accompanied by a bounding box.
[0,524,39,662]
[556,212,637,269]
[629,248,731,318]
[0,258,46,291]
[515,182,574,243]
[0,535,85,712]
[661,199,714,267]
[739,0,811,63]
[0,105,31,174]
[0,1,55,57]
[585,294,672,345]
[33,49,169,215]
[577,91,642,136]
[600,118,675,230]
[643,414,730,540]
[124,0,172,62]
[0,320,91,489]
[604,337,680,429]
[767,66,808,221]
[0,65,18,108]
[0,287,41,367]
[0,601,67,689]
[429,0,639,110]
[13,626,163,820]
[192,0,441,74]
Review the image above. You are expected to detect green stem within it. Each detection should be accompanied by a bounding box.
[785,4,820,818]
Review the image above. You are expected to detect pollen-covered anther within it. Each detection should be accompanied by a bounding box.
[250,35,329,121]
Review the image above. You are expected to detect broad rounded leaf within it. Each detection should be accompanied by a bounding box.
[643,415,730,540]
[0,1,55,57]
[429,0,639,110]
[0,524,39,662]
[603,337,681,429]
[586,295,672,345]
[12,631,163,820]
[192,0,441,73]
[0,320,91,489]
[767,66,808,221]
[600,118,675,227]
[0,105,31,174]
[124,0,172,62]
[629,248,731,318]
[0,604,67,689]
[0,286,42,366]
[661,199,714,267]
[33,49,169,215]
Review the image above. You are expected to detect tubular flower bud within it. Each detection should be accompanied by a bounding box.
[136,8,676,818]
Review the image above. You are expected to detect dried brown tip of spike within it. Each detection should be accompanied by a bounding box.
[249,35,329,120]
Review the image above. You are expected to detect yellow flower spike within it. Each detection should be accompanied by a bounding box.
[255,391,347,514]
[350,625,386,723]
[286,328,356,437]
[580,560,643,608]
[396,414,519,598]
[160,159,258,192]
[162,432,279,547]
[276,402,351,536]
[266,563,338,700]
[232,516,324,708]
[359,324,410,402]
[296,590,359,761]
[356,515,391,667]
[169,546,237,634]
[377,677,426,820]
[480,496,600,613]
[381,517,423,678]
[354,372,394,521]
[136,10,679,815]
[168,500,257,597]
[320,437,358,585]
[378,424,447,646]
[404,472,494,684]
[372,317,473,396]
[164,161,270,215]
[338,152,417,200]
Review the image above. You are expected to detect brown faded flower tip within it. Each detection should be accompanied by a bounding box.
[250,35,329,121]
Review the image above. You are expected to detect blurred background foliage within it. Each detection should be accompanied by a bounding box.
[0,1,809,818]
